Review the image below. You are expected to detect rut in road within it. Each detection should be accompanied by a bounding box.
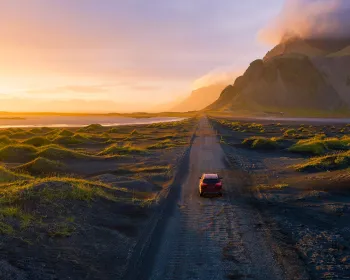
[148,117,284,280]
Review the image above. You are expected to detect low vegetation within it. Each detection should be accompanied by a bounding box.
[0,144,38,162]
[294,151,350,172]
[0,166,32,183]
[23,136,51,147]
[242,136,279,150]
[0,136,13,145]
[37,144,92,160]
[0,118,197,278]
[14,157,67,175]
[52,135,84,145]
[98,143,147,156]
[288,137,349,155]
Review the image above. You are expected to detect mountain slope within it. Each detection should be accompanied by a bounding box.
[171,84,226,112]
[207,37,350,115]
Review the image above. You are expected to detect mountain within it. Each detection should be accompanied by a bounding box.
[170,84,227,112]
[207,37,350,115]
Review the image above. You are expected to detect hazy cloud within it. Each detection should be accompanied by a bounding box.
[259,0,350,44]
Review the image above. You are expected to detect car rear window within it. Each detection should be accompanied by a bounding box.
[203,178,219,184]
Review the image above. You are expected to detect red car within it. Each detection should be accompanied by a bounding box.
[199,173,223,196]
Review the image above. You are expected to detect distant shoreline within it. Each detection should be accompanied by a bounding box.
[0,117,26,120]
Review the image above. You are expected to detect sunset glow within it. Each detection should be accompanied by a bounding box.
[0,1,284,112]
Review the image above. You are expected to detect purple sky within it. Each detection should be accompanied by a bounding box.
[0,0,285,109]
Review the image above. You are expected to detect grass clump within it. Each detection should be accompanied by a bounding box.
[294,151,350,172]
[288,137,348,155]
[29,127,52,134]
[0,207,33,229]
[0,166,32,183]
[0,144,38,162]
[10,131,35,139]
[37,144,91,160]
[242,137,278,150]
[77,124,104,133]
[98,143,146,156]
[0,136,13,145]
[0,177,119,205]
[72,133,90,143]
[52,135,83,145]
[283,129,297,137]
[148,139,173,149]
[14,157,67,175]
[56,129,74,137]
[23,136,51,147]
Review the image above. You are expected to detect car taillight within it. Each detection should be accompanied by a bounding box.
[201,183,208,188]
[215,183,222,188]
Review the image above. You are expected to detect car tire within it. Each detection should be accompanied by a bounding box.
[199,192,203,197]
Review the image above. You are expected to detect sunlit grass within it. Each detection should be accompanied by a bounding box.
[98,143,147,156]
[242,136,279,150]
[288,137,348,155]
[294,151,350,172]
[0,166,33,183]
[23,136,51,147]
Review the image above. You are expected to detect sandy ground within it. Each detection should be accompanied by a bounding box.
[127,117,307,280]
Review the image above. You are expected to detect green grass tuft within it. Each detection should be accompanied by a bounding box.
[294,151,350,172]
[0,166,32,183]
[98,143,146,156]
[242,136,279,150]
[37,144,91,160]
[147,139,181,149]
[77,124,104,133]
[52,135,83,145]
[0,136,13,145]
[288,137,348,155]
[23,136,51,147]
[56,129,74,137]
[0,144,38,162]
[14,157,67,175]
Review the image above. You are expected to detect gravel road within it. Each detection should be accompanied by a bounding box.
[127,117,294,280]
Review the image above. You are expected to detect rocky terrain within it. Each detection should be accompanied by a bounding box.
[207,37,350,116]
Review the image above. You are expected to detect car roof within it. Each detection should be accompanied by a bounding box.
[203,173,218,179]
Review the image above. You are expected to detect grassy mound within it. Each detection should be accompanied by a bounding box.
[29,128,42,134]
[294,151,350,172]
[0,144,38,162]
[109,128,119,133]
[10,131,35,139]
[72,133,90,143]
[38,145,91,160]
[0,166,32,183]
[0,136,13,145]
[288,137,348,155]
[0,130,11,136]
[130,129,141,137]
[77,124,104,133]
[148,139,178,149]
[14,157,67,175]
[57,129,74,137]
[52,135,83,145]
[98,144,146,156]
[242,137,279,150]
[0,177,125,236]
[23,136,51,147]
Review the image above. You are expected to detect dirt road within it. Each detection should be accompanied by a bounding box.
[129,117,296,280]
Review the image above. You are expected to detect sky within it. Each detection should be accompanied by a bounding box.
[0,0,285,112]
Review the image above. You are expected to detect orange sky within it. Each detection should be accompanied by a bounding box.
[0,1,283,112]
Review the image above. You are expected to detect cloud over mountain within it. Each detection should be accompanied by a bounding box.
[259,0,350,44]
